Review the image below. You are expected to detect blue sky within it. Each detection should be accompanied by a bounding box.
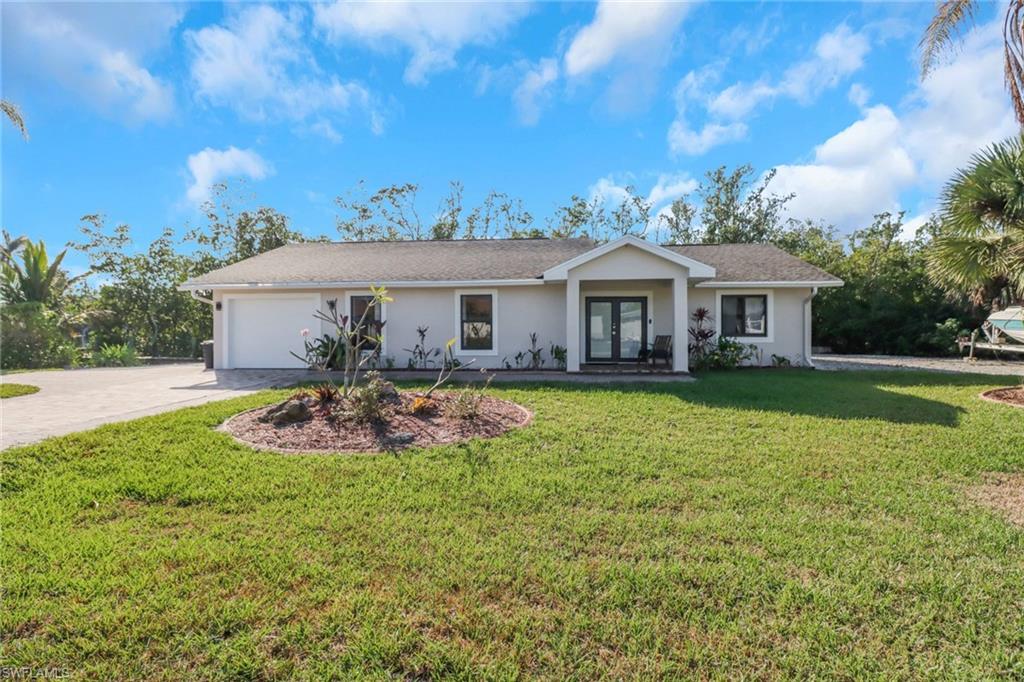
[1,1,1015,274]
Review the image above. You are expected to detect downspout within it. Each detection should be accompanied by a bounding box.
[802,287,818,368]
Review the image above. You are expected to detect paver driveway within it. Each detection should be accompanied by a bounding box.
[0,364,302,449]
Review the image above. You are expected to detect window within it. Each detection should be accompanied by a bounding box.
[721,295,768,337]
[350,295,382,350]
[460,294,493,351]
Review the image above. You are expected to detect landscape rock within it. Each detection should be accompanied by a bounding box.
[259,399,312,425]
[385,431,415,445]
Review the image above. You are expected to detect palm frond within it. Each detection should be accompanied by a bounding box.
[920,0,978,77]
[1,99,28,140]
[1005,0,1024,126]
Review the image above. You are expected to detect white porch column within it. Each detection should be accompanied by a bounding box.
[673,275,688,372]
[566,276,581,372]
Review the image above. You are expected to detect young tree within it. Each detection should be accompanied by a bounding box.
[465,190,535,239]
[75,216,209,357]
[335,182,425,241]
[187,183,308,266]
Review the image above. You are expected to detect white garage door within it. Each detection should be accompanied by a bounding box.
[225,295,319,368]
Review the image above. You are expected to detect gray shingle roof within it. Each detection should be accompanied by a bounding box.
[665,243,841,283]
[182,238,841,287]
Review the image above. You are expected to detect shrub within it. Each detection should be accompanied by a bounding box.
[549,344,567,370]
[403,326,440,369]
[916,318,965,357]
[446,370,494,420]
[0,302,76,370]
[346,371,389,424]
[708,337,753,369]
[93,343,140,367]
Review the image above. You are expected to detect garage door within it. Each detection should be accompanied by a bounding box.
[225,295,319,368]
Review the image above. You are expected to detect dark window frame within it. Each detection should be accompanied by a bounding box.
[459,293,494,351]
[349,295,382,350]
[721,294,768,338]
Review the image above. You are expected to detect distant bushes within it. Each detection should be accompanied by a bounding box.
[0,303,76,370]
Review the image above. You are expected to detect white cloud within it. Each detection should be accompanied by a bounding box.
[709,24,870,119]
[564,1,692,78]
[186,5,378,138]
[2,2,179,124]
[766,19,1016,230]
[313,1,529,85]
[769,106,916,229]
[589,172,698,220]
[513,58,559,125]
[647,173,699,208]
[185,147,273,206]
[847,83,871,108]
[669,120,748,156]
[667,65,748,156]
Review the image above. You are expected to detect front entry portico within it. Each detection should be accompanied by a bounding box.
[542,236,717,373]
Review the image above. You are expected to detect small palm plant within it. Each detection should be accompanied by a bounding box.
[927,135,1024,306]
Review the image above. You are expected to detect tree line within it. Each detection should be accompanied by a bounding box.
[6,146,1021,370]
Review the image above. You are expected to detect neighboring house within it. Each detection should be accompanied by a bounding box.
[180,236,842,372]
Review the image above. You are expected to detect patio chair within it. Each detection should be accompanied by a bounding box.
[639,335,673,368]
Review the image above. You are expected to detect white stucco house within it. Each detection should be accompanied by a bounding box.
[180,236,842,372]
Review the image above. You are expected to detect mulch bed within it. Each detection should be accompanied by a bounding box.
[966,473,1024,528]
[980,386,1024,409]
[220,391,531,454]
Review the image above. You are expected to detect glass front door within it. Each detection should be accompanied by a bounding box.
[585,297,648,362]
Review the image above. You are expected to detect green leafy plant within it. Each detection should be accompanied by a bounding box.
[403,325,441,369]
[527,332,544,369]
[0,302,76,369]
[688,308,717,370]
[549,344,567,370]
[93,343,140,367]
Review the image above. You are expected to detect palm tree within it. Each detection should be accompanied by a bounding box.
[1,239,87,306]
[920,1,1024,125]
[1,99,28,139]
[927,135,1024,306]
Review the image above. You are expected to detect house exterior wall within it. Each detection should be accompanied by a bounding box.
[210,281,814,370]
[212,284,566,369]
[689,286,814,366]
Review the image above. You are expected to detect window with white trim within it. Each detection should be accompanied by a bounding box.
[721,295,768,338]
[350,295,382,350]
[460,294,493,351]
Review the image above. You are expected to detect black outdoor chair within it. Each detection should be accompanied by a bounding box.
[638,335,673,368]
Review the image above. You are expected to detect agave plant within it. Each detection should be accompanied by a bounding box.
[927,135,1024,305]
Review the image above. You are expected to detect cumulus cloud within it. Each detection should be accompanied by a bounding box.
[186,5,379,138]
[185,147,273,206]
[564,1,692,77]
[313,1,529,85]
[767,19,1016,231]
[588,172,699,233]
[2,2,180,124]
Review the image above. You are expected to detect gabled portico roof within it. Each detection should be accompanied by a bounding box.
[541,235,716,281]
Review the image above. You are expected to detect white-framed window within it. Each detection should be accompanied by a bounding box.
[454,289,498,355]
[344,290,388,356]
[715,289,774,343]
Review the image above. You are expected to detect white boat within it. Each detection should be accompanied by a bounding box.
[986,306,1024,344]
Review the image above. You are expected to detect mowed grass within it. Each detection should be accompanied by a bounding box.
[3,370,1023,679]
[0,383,39,399]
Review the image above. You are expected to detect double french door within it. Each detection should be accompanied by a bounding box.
[585,297,647,362]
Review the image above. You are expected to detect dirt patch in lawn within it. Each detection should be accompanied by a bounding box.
[980,386,1024,409]
[966,473,1024,528]
[221,391,531,454]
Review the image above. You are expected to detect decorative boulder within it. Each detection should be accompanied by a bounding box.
[259,399,312,425]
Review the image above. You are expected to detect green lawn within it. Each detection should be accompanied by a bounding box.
[0,383,39,398]
[3,370,1023,679]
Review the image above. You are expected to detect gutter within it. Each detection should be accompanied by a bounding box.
[803,286,818,368]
